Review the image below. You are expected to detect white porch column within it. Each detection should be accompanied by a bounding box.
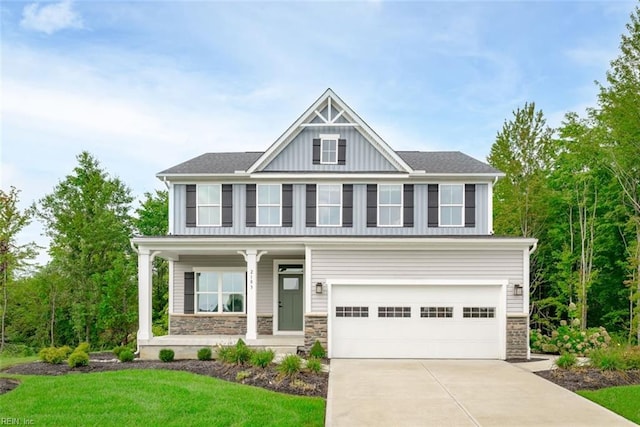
[246,250,258,340]
[239,249,267,341]
[137,248,153,342]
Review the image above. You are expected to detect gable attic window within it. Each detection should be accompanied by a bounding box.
[197,184,221,226]
[257,184,281,226]
[439,184,464,227]
[320,134,339,164]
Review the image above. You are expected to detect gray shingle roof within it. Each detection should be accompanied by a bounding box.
[396,151,501,174]
[158,151,501,175]
[158,152,263,175]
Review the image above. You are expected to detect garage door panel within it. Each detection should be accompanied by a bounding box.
[331,285,501,359]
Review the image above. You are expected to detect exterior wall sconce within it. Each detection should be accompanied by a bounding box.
[514,284,523,296]
[315,282,324,294]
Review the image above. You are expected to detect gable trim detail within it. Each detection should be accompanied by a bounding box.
[246,89,414,174]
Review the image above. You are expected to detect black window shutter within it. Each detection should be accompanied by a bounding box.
[403,184,414,227]
[222,184,233,227]
[428,184,439,228]
[343,184,353,227]
[186,185,196,227]
[312,139,321,164]
[465,184,476,228]
[282,184,293,227]
[306,184,316,227]
[367,184,377,228]
[338,139,347,165]
[246,184,256,227]
[184,272,195,314]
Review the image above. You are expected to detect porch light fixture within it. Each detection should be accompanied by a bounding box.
[514,284,523,297]
[315,282,324,294]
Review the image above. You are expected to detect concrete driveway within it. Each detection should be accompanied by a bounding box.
[326,359,634,426]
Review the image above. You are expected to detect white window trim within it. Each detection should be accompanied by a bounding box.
[193,267,246,314]
[439,183,465,227]
[257,183,282,227]
[316,183,343,227]
[196,184,221,227]
[319,133,340,165]
[377,183,403,227]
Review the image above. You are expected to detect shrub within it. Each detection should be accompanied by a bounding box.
[216,345,234,363]
[251,349,275,368]
[589,347,625,370]
[278,354,302,376]
[75,342,90,354]
[59,345,73,358]
[555,352,577,369]
[235,370,251,382]
[530,325,611,356]
[118,349,135,362]
[309,340,326,359]
[68,351,89,368]
[306,357,322,374]
[113,346,127,357]
[197,347,212,361]
[623,347,640,369]
[159,349,175,362]
[38,347,66,364]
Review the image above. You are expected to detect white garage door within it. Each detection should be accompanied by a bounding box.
[331,284,502,359]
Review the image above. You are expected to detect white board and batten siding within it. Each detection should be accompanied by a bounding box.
[172,255,302,315]
[172,183,489,236]
[310,249,525,314]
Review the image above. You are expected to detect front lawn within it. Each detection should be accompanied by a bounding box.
[578,385,640,424]
[0,370,325,426]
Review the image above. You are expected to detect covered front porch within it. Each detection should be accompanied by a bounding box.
[132,237,315,360]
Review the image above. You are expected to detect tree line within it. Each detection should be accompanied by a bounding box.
[1,6,639,351]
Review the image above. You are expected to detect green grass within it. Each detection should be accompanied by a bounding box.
[0,370,325,426]
[0,355,38,370]
[578,385,640,424]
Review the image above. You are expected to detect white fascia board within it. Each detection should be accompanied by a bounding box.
[132,236,537,254]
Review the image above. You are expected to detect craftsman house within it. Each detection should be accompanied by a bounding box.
[132,89,536,360]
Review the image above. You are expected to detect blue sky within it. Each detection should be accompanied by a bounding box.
[0,0,636,264]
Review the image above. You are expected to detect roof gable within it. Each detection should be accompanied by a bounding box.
[247,89,413,173]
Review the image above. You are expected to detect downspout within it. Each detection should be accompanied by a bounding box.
[529,241,538,255]
[162,176,170,190]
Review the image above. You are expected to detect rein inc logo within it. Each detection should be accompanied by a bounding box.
[0,419,34,425]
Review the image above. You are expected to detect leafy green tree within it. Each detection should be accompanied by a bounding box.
[0,187,37,351]
[38,152,134,345]
[135,190,169,333]
[596,5,640,342]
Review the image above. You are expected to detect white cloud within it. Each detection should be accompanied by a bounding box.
[20,0,83,34]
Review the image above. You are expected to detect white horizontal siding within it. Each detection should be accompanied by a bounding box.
[311,249,524,313]
[173,183,489,236]
[171,254,303,315]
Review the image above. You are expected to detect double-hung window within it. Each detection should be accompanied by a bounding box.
[317,184,342,226]
[196,270,245,313]
[320,135,338,164]
[378,184,402,226]
[440,184,464,226]
[257,184,281,226]
[197,184,221,226]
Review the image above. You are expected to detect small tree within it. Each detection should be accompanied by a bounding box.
[0,187,37,351]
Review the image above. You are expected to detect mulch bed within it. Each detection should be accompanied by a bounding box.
[2,353,328,398]
[536,368,640,392]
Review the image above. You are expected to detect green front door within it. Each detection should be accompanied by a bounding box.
[278,274,303,331]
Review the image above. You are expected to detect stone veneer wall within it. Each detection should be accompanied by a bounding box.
[506,316,528,359]
[170,315,246,335]
[257,315,273,335]
[304,314,327,352]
